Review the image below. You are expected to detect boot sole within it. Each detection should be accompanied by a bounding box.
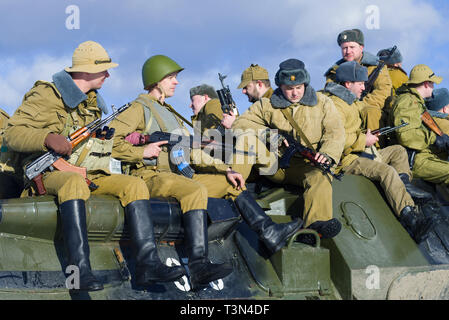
[137,269,187,286]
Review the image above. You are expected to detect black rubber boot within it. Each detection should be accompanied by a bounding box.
[59,199,103,292]
[399,206,435,243]
[125,200,186,286]
[399,173,433,204]
[296,218,342,245]
[183,210,233,290]
[234,190,303,255]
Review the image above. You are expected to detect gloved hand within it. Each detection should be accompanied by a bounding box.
[44,133,72,155]
[125,132,146,145]
[434,134,449,152]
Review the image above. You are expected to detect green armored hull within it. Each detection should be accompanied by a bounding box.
[0,175,448,300]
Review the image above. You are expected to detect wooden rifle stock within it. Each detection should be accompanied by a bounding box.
[421,110,443,136]
[25,103,130,195]
[32,158,98,195]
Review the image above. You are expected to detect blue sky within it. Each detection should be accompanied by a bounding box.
[1,0,449,123]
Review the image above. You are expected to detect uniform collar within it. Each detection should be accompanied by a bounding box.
[323,82,357,105]
[52,70,108,114]
[270,85,318,109]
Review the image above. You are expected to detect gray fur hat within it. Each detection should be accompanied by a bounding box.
[425,88,449,111]
[377,47,403,65]
[337,29,364,46]
[274,58,310,87]
[189,84,219,99]
[336,61,368,83]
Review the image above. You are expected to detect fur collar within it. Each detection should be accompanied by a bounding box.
[323,82,357,105]
[52,70,108,114]
[360,51,379,66]
[325,51,380,76]
[270,85,318,109]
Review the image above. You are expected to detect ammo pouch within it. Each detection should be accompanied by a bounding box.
[68,137,116,175]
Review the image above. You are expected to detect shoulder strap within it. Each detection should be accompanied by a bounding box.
[165,104,193,128]
[280,108,317,152]
[136,96,168,132]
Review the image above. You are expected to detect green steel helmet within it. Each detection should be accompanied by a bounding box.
[142,55,184,89]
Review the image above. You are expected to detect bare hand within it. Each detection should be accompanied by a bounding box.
[221,111,236,129]
[314,152,330,165]
[226,168,245,190]
[143,140,168,159]
[365,129,379,147]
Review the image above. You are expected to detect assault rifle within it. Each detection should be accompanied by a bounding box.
[361,45,397,99]
[141,131,255,179]
[25,103,131,195]
[370,120,409,136]
[217,73,239,116]
[279,133,343,181]
[421,110,444,136]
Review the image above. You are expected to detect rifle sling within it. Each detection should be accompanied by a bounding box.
[280,108,317,153]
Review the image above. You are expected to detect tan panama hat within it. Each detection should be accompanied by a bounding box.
[407,64,443,85]
[65,41,118,73]
[237,64,269,89]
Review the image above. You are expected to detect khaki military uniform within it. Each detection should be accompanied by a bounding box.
[434,116,449,135]
[4,75,149,205]
[0,108,23,199]
[110,94,253,214]
[392,85,449,184]
[325,52,393,131]
[0,108,9,146]
[323,83,414,216]
[388,67,409,95]
[191,98,223,135]
[383,67,409,128]
[232,88,345,226]
[262,88,274,99]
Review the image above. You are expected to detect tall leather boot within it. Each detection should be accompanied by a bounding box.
[183,210,233,290]
[125,200,186,286]
[399,205,435,243]
[399,173,433,204]
[234,190,303,255]
[59,199,103,291]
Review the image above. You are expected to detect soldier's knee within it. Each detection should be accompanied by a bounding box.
[58,173,90,202]
[121,176,150,201]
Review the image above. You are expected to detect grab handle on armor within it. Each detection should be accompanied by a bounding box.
[288,229,321,248]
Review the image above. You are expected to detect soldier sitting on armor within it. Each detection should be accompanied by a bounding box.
[0,108,24,199]
[232,58,346,244]
[221,64,273,130]
[391,65,449,186]
[109,55,302,290]
[189,84,223,136]
[325,28,392,133]
[425,88,449,135]
[3,41,186,291]
[377,47,408,97]
[323,61,434,243]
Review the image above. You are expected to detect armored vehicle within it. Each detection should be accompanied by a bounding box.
[0,174,448,300]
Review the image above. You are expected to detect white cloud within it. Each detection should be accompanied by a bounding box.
[0,54,70,115]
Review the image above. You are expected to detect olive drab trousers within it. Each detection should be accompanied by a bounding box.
[267,156,334,228]
[42,171,150,206]
[342,145,414,216]
[412,150,449,185]
[132,169,244,213]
